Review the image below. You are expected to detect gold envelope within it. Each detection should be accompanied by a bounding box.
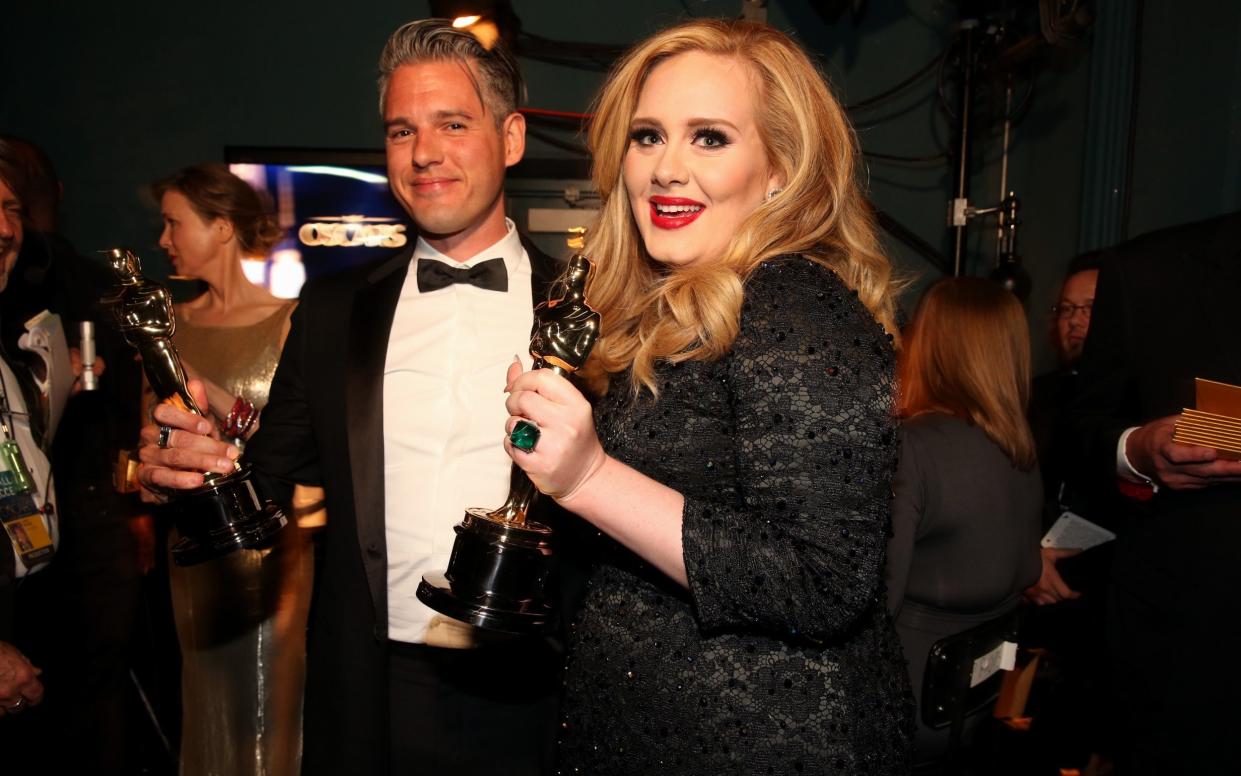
[1174,428,1241,450]
[1173,438,1241,461]
[1171,424,1241,446]
[1196,378,1241,418]
[1180,409,1241,431]
[1176,418,1241,444]
[1172,378,1241,457]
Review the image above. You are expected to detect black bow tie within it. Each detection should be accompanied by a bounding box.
[416,257,508,294]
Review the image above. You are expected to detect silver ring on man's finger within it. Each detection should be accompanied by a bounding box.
[158,425,173,449]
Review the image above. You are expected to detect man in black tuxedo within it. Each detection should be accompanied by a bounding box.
[1024,252,1127,770]
[1072,210,1241,775]
[140,20,569,775]
[1027,252,1103,608]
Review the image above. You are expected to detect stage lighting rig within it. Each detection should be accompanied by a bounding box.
[941,2,1093,288]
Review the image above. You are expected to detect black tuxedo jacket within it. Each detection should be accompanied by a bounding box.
[1073,210,1241,600]
[246,237,568,775]
[1071,212,1241,773]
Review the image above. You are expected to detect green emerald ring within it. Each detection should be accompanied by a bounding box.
[510,420,541,453]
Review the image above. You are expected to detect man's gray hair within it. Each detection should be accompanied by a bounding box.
[378,19,525,123]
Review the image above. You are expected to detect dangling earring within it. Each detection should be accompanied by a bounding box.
[766,187,783,201]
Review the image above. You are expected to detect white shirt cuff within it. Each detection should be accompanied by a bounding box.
[1116,426,1159,492]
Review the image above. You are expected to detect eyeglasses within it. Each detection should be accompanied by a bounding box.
[1052,301,1093,319]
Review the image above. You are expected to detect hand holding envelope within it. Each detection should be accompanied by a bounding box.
[1128,379,1241,490]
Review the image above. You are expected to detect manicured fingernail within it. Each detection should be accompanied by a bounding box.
[197,420,212,435]
[216,458,233,471]
[226,446,241,460]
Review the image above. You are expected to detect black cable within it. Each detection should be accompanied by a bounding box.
[523,110,589,126]
[873,207,953,275]
[520,30,628,57]
[1006,74,1036,123]
[525,126,590,157]
[937,32,960,123]
[517,30,627,72]
[845,51,944,112]
[863,150,949,163]
[520,50,615,73]
[938,30,1038,128]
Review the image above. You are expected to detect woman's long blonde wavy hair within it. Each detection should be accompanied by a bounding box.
[899,278,1037,470]
[581,18,899,396]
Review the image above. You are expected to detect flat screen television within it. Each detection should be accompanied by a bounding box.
[226,147,413,298]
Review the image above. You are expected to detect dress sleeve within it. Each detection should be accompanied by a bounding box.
[246,286,322,507]
[885,426,926,618]
[682,259,898,641]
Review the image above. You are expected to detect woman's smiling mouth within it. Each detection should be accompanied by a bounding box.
[649,196,705,228]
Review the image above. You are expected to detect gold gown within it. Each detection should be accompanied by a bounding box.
[169,302,315,776]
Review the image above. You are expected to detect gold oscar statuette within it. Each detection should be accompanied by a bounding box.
[417,253,600,633]
[105,248,287,565]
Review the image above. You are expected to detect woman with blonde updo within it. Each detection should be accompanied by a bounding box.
[150,164,315,776]
[502,19,912,773]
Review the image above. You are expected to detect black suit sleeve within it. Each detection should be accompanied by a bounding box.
[246,291,322,507]
[1071,254,1142,481]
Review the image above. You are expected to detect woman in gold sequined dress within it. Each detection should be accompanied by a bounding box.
[149,164,315,776]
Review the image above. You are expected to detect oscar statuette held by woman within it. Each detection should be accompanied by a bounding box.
[417,253,600,633]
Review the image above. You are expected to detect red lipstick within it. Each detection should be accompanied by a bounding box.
[649,196,705,229]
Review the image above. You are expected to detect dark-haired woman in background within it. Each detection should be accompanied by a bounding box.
[150,164,313,776]
[886,277,1042,762]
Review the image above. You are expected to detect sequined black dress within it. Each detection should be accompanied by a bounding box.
[559,258,914,775]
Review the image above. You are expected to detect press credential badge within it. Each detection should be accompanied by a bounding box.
[0,437,54,568]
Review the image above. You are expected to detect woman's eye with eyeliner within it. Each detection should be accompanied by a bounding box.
[629,128,661,145]
[693,128,730,148]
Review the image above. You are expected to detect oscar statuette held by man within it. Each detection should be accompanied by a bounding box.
[104,247,286,565]
[417,253,599,633]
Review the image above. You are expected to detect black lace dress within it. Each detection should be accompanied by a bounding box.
[558,258,914,775]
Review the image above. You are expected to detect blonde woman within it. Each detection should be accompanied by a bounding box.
[503,19,912,774]
[885,277,1042,762]
[150,164,314,776]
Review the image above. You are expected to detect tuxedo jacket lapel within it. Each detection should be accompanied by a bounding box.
[346,247,413,621]
[523,235,565,308]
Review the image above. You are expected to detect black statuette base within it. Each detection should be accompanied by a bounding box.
[169,461,288,566]
[416,509,556,634]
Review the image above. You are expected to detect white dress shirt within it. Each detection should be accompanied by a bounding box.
[382,219,534,644]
